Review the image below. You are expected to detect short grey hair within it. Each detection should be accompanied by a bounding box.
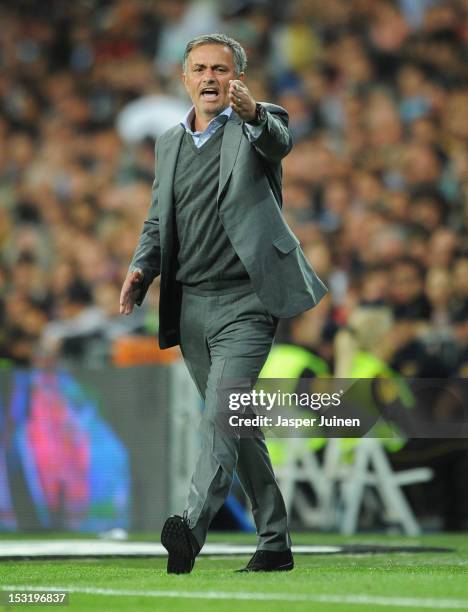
[183,33,247,76]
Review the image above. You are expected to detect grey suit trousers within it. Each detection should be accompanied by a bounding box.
[179,281,291,552]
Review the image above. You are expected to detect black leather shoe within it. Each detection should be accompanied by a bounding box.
[236,549,294,572]
[161,515,199,574]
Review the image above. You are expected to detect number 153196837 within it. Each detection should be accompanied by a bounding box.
[2,591,69,605]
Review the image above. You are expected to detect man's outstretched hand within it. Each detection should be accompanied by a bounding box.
[120,269,144,315]
[229,80,256,122]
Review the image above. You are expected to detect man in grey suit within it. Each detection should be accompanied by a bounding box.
[120,33,327,574]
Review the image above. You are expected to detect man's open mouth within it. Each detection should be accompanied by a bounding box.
[200,88,219,101]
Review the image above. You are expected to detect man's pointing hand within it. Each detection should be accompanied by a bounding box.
[120,269,144,315]
[229,80,256,122]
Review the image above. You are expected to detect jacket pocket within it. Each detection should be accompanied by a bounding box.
[272,232,300,254]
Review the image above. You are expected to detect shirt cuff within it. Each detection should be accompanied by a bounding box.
[244,121,265,142]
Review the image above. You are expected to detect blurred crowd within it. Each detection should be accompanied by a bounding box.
[0,0,467,375]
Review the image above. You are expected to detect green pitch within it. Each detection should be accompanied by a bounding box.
[1,533,468,611]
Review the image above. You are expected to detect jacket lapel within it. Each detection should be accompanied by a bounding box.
[218,112,243,202]
[158,125,184,224]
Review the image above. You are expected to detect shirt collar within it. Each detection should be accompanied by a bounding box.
[181,106,233,135]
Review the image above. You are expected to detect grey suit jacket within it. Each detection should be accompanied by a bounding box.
[129,103,328,348]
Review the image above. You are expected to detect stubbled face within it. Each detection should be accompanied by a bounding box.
[183,43,242,120]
